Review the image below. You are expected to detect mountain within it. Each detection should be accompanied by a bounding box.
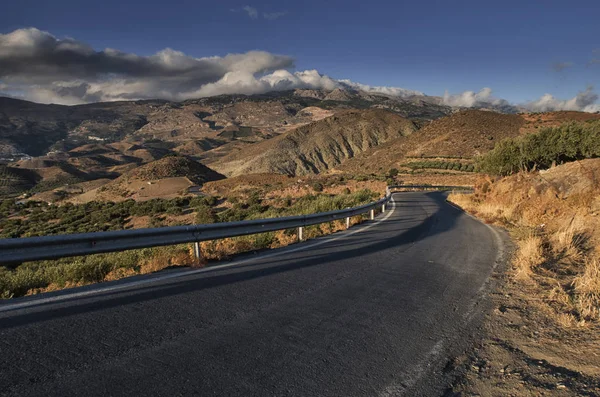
[0,90,452,161]
[0,97,152,158]
[212,109,417,176]
[0,165,39,197]
[337,109,600,174]
[337,110,524,174]
[3,89,598,201]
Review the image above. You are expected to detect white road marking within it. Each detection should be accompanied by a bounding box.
[0,199,398,313]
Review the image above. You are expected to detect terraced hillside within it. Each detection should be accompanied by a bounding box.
[0,165,38,197]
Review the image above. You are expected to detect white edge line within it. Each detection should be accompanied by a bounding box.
[0,199,398,313]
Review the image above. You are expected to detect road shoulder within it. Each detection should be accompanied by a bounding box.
[446,220,600,396]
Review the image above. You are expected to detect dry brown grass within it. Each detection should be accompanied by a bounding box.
[199,217,365,261]
[574,258,600,321]
[448,159,600,326]
[513,235,544,281]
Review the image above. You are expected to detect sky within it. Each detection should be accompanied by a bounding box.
[0,0,599,110]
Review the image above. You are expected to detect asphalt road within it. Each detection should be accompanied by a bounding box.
[0,192,504,396]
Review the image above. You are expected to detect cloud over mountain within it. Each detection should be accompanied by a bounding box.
[0,28,301,103]
[524,86,600,113]
[0,27,598,113]
[0,28,420,104]
[442,86,600,113]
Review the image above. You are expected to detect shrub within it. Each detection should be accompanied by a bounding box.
[247,191,262,206]
[195,207,216,224]
[478,121,600,175]
[0,188,382,298]
[311,182,324,192]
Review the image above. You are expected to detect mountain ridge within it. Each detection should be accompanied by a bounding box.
[212,108,417,176]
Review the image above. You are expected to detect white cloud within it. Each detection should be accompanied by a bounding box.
[524,86,600,113]
[232,6,287,20]
[442,87,511,109]
[0,27,427,105]
[187,69,340,98]
[263,11,288,20]
[338,79,422,97]
[2,27,598,113]
[242,6,258,19]
[0,28,299,104]
[443,86,600,113]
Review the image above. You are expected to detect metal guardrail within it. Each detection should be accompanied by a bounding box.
[388,185,474,193]
[0,195,392,265]
[0,185,472,265]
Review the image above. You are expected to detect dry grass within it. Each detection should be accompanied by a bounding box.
[574,258,600,321]
[549,217,587,265]
[448,159,600,326]
[199,217,365,261]
[513,235,544,281]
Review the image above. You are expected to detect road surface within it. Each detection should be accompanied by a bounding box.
[0,192,504,396]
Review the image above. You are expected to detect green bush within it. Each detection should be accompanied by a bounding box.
[311,182,324,192]
[403,160,475,172]
[195,207,217,224]
[477,121,600,175]
[0,188,382,298]
[0,246,187,298]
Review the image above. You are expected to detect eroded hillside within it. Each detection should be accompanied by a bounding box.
[212,109,417,176]
[337,110,527,174]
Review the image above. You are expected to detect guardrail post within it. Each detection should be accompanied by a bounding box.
[370,209,375,220]
[193,242,201,260]
[0,185,470,264]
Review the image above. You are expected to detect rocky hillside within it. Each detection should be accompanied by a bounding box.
[0,89,452,160]
[0,97,153,158]
[338,110,526,174]
[213,109,417,176]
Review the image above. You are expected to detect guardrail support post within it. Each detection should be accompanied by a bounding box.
[370,209,375,220]
[193,242,201,260]
[382,204,386,212]
[346,217,350,229]
[298,226,304,242]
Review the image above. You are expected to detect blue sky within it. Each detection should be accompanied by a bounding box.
[1,0,599,107]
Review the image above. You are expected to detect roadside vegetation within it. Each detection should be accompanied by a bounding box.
[450,163,600,325]
[0,188,380,298]
[477,120,600,175]
[448,159,600,395]
[402,160,476,172]
[451,122,600,325]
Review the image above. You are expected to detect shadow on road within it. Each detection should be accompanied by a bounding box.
[0,192,467,329]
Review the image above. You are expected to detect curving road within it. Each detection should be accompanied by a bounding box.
[0,192,504,396]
